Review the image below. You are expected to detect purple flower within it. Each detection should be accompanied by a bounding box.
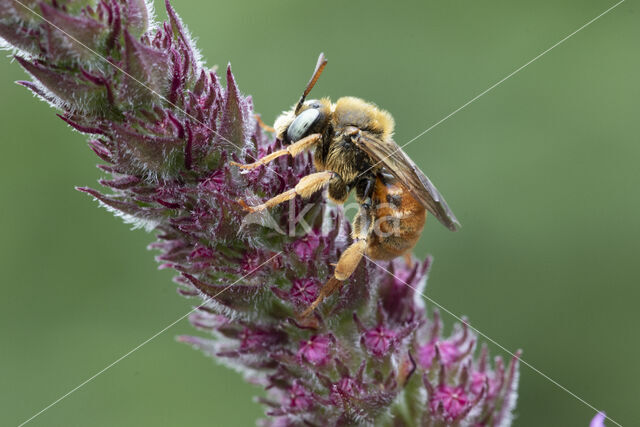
[0,0,521,425]
[470,370,501,398]
[363,325,397,357]
[289,278,319,305]
[428,384,471,421]
[285,382,314,412]
[329,376,364,405]
[590,412,607,427]
[297,335,332,366]
[419,340,457,369]
[418,311,475,369]
[291,229,321,261]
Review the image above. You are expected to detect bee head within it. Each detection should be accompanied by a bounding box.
[279,53,329,144]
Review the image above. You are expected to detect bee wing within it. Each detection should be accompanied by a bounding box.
[352,129,461,231]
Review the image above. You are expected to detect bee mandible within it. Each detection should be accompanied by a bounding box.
[231,53,460,317]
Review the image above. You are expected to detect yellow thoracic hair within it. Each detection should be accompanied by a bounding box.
[333,96,395,140]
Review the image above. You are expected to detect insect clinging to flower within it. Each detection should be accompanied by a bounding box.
[231,53,460,317]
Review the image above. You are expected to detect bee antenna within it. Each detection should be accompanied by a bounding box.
[295,52,328,114]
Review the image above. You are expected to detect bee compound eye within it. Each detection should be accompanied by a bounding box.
[287,108,320,142]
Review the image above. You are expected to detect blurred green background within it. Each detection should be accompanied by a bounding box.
[1,0,638,425]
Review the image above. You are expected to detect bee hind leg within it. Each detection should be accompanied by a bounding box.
[300,238,369,317]
[300,199,374,317]
[230,133,321,170]
[404,253,414,268]
[300,277,343,318]
[241,171,336,213]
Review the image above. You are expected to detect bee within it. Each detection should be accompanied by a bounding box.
[231,53,460,317]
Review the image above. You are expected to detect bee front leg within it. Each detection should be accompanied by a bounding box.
[230,133,321,170]
[300,199,374,317]
[254,114,276,133]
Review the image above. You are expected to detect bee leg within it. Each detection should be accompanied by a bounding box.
[331,178,375,281]
[300,198,375,317]
[254,114,276,133]
[242,171,336,213]
[230,133,321,170]
[404,253,414,267]
[327,174,349,204]
[299,277,343,318]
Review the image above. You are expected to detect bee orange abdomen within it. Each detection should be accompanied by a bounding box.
[367,178,427,261]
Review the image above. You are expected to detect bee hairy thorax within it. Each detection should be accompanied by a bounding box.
[366,176,427,261]
[315,126,380,185]
[310,96,394,186]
